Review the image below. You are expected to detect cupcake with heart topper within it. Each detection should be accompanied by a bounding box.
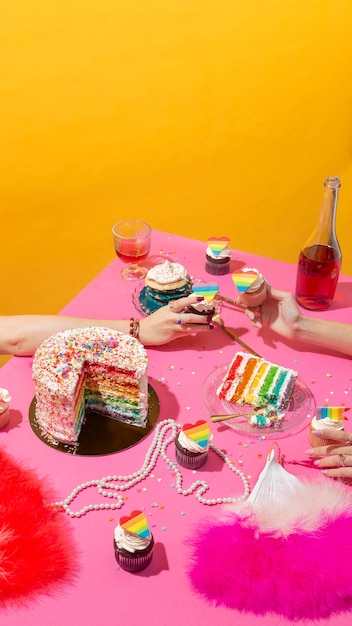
[205,236,231,275]
[232,267,268,307]
[114,509,154,572]
[175,420,212,469]
[184,282,219,321]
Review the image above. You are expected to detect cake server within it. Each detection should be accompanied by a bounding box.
[215,294,246,311]
[212,313,261,357]
[210,413,248,423]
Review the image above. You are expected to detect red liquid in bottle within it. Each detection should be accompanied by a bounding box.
[295,244,341,310]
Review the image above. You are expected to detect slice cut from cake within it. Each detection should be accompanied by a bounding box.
[216,351,297,417]
[32,327,148,444]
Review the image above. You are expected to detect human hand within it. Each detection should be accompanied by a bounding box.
[138,294,211,346]
[306,429,352,478]
[242,286,303,340]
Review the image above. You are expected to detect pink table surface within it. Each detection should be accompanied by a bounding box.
[1,231,351,625]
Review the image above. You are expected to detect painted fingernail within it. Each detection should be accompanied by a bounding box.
[246,309,255,320]
[305,449,314,455]
[321,470,329,475]
[313,459,321,466]
[196,296,204,301]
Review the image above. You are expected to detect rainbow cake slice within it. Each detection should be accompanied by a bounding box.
[32,327,148,444]
[216,351,297,421]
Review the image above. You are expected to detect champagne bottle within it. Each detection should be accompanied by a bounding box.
[295,176,342,310]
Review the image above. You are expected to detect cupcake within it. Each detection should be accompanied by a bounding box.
[184,282,218,321]
[175,420,212,469]
[139,260,192,314]
[232,267,268,307]
[0,388,11,429]
[184,298,216,322]
[114,510,154,572]
[205,237,231,276]
[309,407,348,447]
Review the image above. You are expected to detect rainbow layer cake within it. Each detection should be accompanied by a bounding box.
[216,351,297,426]
[32,327,148,444]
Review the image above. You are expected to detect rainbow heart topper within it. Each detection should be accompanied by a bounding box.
[192,282,219,302]
[316,407,350,421]
[206,236,230,257]
[182,420,211,448]
[120,510,151,539]
[232,269,258,293]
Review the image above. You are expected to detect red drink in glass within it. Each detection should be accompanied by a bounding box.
[295,244,341,310]
[115,240,149,265]
[112,220,151,281]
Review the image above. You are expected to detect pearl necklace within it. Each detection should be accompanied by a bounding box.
[51,419,250,518]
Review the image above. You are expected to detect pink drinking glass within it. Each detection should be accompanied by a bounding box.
[112,220,152,280]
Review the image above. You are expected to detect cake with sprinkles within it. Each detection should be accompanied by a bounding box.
[32,327,148,444]
[114,509,154,572]
[138,260,192,314]
[175,420,212,469]
[216,351,297,424]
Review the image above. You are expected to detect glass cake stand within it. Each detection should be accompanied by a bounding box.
[202,363,315,439]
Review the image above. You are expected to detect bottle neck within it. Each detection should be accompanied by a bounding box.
[304,177,341,250]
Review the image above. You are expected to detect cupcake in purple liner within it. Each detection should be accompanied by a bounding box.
[114,510,154,572]
[175,420,212,470]
[0,388,11,429]
[205,237,231,276]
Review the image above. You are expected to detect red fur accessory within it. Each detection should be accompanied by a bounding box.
[186,446,352,620]
[0,446,78,608]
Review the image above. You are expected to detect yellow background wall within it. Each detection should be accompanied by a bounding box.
[2,1,352,330]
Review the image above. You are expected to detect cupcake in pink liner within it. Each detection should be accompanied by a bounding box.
[0,388,11,429]
[114,510,154,572]
[232,267,268,307]
[309,407,349,448]
[175,420,212,470]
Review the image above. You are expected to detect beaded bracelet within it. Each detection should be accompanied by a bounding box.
[129,318,140,340]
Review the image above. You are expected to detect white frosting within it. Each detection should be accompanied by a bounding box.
[146,260,188,284]
[178,429,212,453]
[206,246,231,260]
[114,525,151,553]
[242,267,265,293]
[311,416,344,432]
[0,388,11,414]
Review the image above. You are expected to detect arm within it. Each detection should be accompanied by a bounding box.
[245,287,352,357]
[0,295,210,356]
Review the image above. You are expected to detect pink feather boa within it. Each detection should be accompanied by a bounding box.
[186,452,352,620]
[187,510,352,620]
[0,446,78,608]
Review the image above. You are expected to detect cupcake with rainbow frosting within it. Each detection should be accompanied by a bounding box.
[232,267,268,307]
[309,406,350,447]
[175,420,212,469]
[114,510,154,572]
